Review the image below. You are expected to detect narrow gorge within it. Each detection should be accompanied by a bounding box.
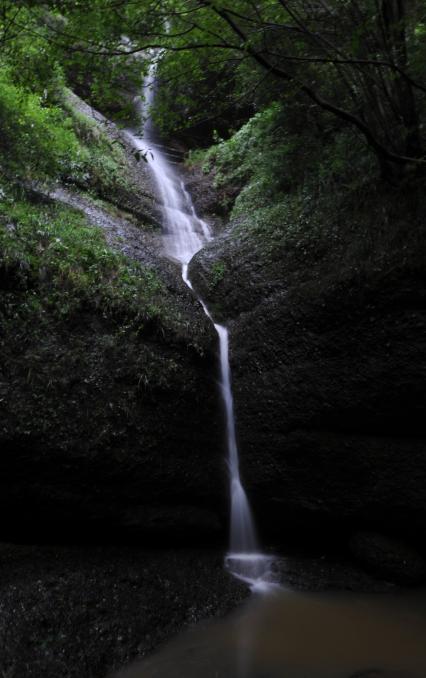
[1,2,426,677]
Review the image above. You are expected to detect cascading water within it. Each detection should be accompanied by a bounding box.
[126,59,273,590]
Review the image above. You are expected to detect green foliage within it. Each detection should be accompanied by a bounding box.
[3,0,426,177]
[202,104,286,189]
[209,260,225,289]
[61,51,143,120]
[152,48,240,140]
[0,198,163,323]
[187,90,380,278]
[55,101,140,202]
[0,69,82,180]
[197,95,376,215]
[2,8,65,101]
[82,141,127,191]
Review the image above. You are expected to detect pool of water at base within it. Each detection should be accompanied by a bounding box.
[116,585,426,678]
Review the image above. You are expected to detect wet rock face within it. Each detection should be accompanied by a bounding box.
[231,276,426,540]
[348,532,426,585]
[183,165,227,231]
[65,90,162,228]
[189,211,426,546]
[0,267,227,542]
[0,326,226,541]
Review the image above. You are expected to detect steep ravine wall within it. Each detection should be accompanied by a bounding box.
[0,97,228,543]
[189,183,426,550]
[0,295,225,542]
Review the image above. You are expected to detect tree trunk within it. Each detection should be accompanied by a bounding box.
[381,0,422,157]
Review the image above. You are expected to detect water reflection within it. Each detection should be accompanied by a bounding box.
[116,587,426,678]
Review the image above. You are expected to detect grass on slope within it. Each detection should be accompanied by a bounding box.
[0,196,163,328]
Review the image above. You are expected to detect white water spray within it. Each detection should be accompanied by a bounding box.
[126,60,273,589]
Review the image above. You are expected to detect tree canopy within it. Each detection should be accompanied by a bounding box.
[1,1,426,181]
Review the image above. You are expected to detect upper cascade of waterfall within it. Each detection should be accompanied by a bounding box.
[125,57,276,592]
[126,62,211,265]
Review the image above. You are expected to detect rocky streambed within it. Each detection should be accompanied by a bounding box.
[0,543,247,678]
[0,540,412,678]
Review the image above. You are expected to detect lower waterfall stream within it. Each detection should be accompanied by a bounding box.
[126,62,273,591]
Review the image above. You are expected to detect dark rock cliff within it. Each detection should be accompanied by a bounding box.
[189,182,426,546]
[0,302,225,542]
[0,259,226,542]
[0,95,228,541]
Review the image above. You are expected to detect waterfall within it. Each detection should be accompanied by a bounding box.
[126,59,273,590]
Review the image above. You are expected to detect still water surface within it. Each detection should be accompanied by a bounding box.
[118,586,426,678]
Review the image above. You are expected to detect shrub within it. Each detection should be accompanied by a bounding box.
[0,199,163,323]
[0,69,83,180]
